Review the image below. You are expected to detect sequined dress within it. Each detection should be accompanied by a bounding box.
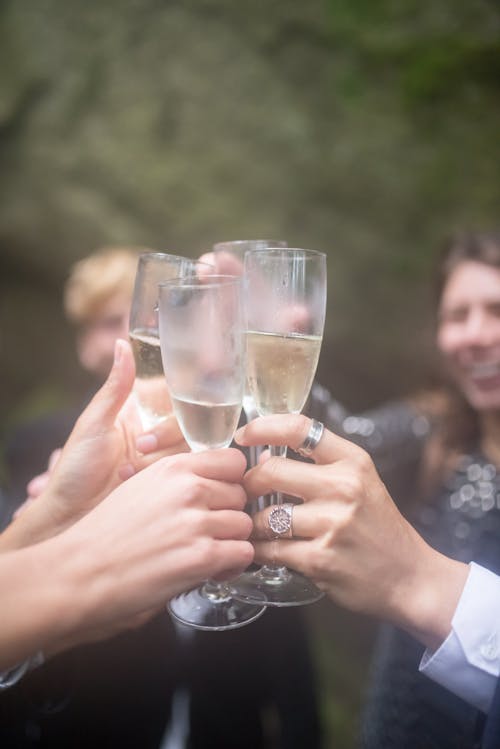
[308,384,500,749]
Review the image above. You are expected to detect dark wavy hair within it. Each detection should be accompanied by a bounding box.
[435,230,500,304]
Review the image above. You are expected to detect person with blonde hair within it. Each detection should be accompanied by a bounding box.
[3,245,323,749]
[5,246,146,507]
[63,246,141,378]
[1,247,187,749]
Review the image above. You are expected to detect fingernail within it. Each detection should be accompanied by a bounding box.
[234,427,244,442]
[135,434,158,454]
[118,463,136,481]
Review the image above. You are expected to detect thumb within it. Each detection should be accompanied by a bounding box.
[72,339,136,437]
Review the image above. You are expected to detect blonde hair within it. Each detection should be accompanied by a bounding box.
[64,247,142,324]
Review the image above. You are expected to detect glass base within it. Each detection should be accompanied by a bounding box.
[232,565,324,607]
[167,581,267,631]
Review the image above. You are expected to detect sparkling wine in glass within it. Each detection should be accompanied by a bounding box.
[129,252,212,430]
[233,248,327,606]
[158,274,267,630]
[212,240,288,479]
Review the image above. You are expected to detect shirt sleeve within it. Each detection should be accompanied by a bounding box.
[419,562,500,713]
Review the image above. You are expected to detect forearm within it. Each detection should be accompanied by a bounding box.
[0,533,97,669]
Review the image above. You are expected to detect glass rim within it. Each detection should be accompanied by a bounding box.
[243,247,326,258]
[213,239,286,250]
[158,273,242,290]
[138,251,214,267]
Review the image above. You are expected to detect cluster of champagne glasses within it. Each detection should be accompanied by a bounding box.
[129,240,327,630]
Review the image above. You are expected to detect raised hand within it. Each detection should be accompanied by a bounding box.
[236,414,468,650]
[2,339,188,549]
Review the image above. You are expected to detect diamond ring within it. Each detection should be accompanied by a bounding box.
[268,503,293,538]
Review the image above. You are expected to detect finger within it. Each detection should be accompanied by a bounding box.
[210,509,253,540]
[26,472,51,499]
[235,414,362,464]
[155,452,248,510]
[251,502,323,541]
[71,339,135,437]
[253,539,315,578]
[121,438,191,480]
[135,414,185,454]
[212,251,244,277]
[198,251,215,266]
[277,303,311,334]
[188,448,248,484]
[133,439,190,470]
[202,479,248,512]
[209,539,255,578]
[243,456,330,504]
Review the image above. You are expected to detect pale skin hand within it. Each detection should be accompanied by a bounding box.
[1,339,189,551]
[0,448,253,670]
[199,251,244,277]
[236,414,469,652]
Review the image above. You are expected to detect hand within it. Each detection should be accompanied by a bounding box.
[236,414,468,650]
[2,339,188,548]
[198,251,244,277]
[45,447,253,654]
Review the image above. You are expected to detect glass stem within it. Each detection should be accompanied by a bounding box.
[269,444,288,506]
[243,403,259,470]
[201,579,233,602]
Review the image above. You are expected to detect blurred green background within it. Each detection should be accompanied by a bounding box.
[1,0,499,745]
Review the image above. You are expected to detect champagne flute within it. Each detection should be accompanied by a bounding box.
[233,248,327,606]
[129,252,213,430]
[212,240,288,477]
[158,274,267,630]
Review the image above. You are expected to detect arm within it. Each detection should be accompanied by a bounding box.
[239,416,500,712]
[419,562,500,712]
[0,447,253,671]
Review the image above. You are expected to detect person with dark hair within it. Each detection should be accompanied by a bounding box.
[294,230,500,748]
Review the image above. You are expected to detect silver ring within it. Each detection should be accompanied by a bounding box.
[268,503,293,538]
[297,419,324,458]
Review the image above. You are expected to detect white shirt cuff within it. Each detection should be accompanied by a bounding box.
[420,562,500,713]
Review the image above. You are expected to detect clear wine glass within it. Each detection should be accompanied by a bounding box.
[212,240,288,476]
[233,248,327,606]
[129,252,213,430]
[158,274,267,630]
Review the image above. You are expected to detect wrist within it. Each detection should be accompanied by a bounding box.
[388,532,469,651]
[0,493,70,551]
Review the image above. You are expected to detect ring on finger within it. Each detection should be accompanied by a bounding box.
[268,503,293,539]
[297,419,324,458]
